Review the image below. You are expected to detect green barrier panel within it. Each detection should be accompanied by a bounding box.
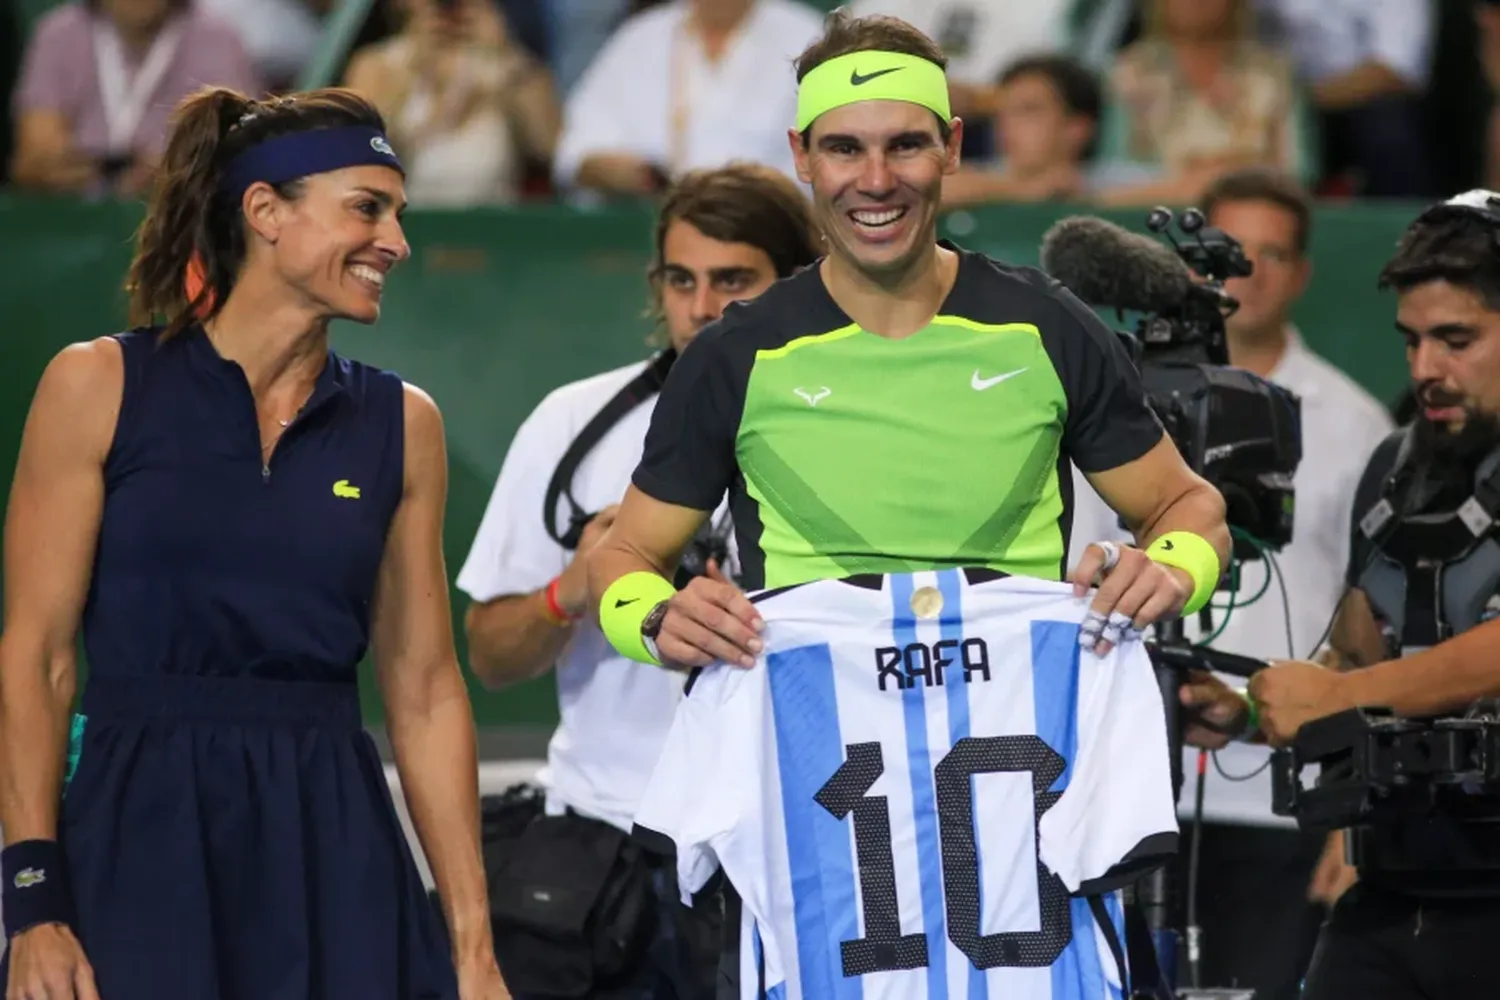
[0,195,1420,729]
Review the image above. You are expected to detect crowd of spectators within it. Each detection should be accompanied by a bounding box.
[0,0,1494,209]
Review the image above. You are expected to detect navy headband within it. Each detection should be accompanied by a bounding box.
[216,125,404,204]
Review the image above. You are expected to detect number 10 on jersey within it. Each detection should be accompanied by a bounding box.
[815,734,1073,976]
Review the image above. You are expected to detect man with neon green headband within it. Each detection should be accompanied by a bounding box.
[587,10,1230,678]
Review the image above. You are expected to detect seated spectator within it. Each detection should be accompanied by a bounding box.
[1257,0,1436,198]
[343,0,559,206]
[941,53,1101,207]
[11,0,261,199]
[847,0,1074,123]
[195,0,332,92]
[552,0,825,198]
[1094,0,1314,207]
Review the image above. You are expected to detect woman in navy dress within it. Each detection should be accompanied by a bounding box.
[0,86,508,1000]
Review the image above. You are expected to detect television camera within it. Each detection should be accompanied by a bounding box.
[1042,209,1306,999]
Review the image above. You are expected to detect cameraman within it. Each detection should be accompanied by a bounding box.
[456,163,820,999]
[1076,168,1393,999]
[1189,190,1500,998]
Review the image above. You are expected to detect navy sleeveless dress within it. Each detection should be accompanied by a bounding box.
[37,327,457,999]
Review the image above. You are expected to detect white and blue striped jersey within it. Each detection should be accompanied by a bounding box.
[633,569,1179,1000]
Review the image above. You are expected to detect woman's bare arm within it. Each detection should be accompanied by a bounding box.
[0,338,120,843]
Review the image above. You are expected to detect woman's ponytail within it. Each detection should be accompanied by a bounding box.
[124,86,255,337]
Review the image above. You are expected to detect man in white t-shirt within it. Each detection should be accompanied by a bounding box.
[847,0,1073,119]
[457,162,820,1000]
[1071,167,1393,1000]
[553,0,826,197]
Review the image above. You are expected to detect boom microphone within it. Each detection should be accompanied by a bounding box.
[1040,216,1195,314]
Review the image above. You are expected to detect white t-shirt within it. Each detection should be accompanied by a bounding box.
[1069,331,1394,827]
[635,569,1178,1000]
[848,0,1073,86]
[552,0,826,189]
[1255,0,1435,88]
[457,359,732,832]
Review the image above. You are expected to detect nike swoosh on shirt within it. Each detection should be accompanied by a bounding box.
[971,368,1028,390]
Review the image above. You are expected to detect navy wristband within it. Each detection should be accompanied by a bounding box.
[2,840,74,938]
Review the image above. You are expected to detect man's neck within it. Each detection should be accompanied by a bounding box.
[203,273,330,399]
[689,0,753,60]
[1228,322,1290,378]
[822,243,960,339]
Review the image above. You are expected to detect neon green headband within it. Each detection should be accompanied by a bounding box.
[796,51,952,133]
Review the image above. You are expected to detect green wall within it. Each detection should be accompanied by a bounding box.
[0,194,1420,729]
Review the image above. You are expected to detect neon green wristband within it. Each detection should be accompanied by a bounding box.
[1237,687,1261,738]
[599,571,677,665]
[1146,530,1221,616]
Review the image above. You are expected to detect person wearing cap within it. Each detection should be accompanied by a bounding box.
[0,87,504,1000]
[585,9,1229,703]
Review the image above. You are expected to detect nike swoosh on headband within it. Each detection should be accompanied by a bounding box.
[850,67,902,86]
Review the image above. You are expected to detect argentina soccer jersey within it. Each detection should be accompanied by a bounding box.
[633,569,1179,1000]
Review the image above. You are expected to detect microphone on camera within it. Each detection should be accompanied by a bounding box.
[1040,215,1197,315]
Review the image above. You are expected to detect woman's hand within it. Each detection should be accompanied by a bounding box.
[6,923,101,1000]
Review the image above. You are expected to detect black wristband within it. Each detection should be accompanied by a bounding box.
[2,839,75,938]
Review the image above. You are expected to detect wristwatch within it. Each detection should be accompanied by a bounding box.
[640,600,670,664]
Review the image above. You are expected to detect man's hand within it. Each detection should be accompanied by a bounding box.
[554,505,619,617]
[1069,541,1191,655]
[1179,669,1252,749]
[1307,829,1358,908]
[1248,660,1357,746]
[656,562,764,670]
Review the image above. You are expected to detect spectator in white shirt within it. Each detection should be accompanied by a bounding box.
[552,0,825,197]
[1071,168,1393,1000]
[845,0,1074,119]
[195,0,330,91]
[1256,0,1438,196]
[457,163,820,1000]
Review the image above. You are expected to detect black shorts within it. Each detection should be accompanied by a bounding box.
[1301,881,1500,1000]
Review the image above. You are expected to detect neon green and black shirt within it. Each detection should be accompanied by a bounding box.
[634,245,1164,590]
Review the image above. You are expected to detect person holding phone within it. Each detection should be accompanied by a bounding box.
[343,0,561,206]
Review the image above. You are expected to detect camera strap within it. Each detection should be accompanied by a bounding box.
[543,350,677,550]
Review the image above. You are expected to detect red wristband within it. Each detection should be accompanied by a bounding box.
[544,577,580,625]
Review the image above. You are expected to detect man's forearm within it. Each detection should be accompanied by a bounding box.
[1312,61,1412,112]
[575,154,660,196]
[1345,618,1500,718]
[586,540,673,611]
[1139,483,1232,572]
[386,670,492,962]
[466,592,573,688]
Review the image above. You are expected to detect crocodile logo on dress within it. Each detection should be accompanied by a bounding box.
[332,480,361,499]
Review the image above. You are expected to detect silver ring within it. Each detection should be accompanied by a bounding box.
[1095,540,1121,571]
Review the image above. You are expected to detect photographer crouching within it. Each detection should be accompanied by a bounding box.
[1187,191,1500,999]
[456,163,819,1000]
